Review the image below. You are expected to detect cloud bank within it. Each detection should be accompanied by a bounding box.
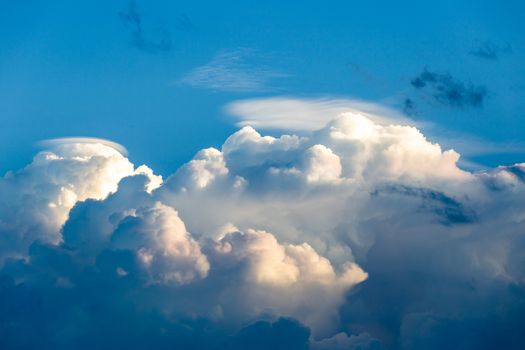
[1,110,525,349]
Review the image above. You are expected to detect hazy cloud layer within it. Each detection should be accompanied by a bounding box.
[1,110,525,349]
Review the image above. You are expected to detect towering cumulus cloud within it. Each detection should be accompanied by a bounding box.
[1,113,525,349]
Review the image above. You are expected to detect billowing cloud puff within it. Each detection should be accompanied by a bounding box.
[26,165,362,339]
[168,147,231,191]
[167,113,468,197]
[0,140,136,260]
[313,114,469,183]
[111,202,210,285]
[299,144,342,183]
[206,228,366,336]
[1,112,525,349]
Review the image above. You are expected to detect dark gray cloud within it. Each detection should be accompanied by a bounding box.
[402,98,417,116]
[229,318,310,350]
[0,239,367,350]
[119,1,172,53]
[372,185,476,225]
[411,69,488,109]
[469,41,512,60]
[342,213,525,350]
[0,255,304,349]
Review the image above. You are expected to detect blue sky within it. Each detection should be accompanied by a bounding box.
[2,0,524,175]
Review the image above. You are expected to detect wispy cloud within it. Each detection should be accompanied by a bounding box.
[119,1,172,54]
[179,49,288,93]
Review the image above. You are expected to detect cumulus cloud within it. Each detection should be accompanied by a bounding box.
[1,111,525,349]
[111,202,210,285]
[225,97,523,165]
[206,228,367,336]
[0,139,137,261]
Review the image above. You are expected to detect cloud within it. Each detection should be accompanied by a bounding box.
[402,98,418,117]
[225,96,413,132]
[371,185,477,225]
[111,202,210,285]
[2,111,525,348]
[119,1,172,53]
[411,69,488,109]
[312,332,383,350]
[469,41,512,60]
[228,317,310,350]
[179,49,288,92]
[0,140,138,261]
[38,137,128,156]
[60,182,365,335]
[226,97,525,164]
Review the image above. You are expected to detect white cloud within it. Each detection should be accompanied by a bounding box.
[1,111,525,348]
[50,160,365,336]
[167,147,229,191]
[0,138,161,262]
[38,137,129,156]
[111,202,209,285]
[225,96,525,169]
[206,228,367,336]
[299,145,342,183]
[0,140,134,260]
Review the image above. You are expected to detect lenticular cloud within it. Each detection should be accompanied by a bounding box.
[1,113,525,349]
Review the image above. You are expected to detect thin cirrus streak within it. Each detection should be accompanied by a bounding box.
[179,49,289,93]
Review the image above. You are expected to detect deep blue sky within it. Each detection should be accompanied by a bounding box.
[1,0,524,175]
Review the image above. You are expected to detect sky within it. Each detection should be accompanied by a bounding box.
[1,1,525,349]
[1,0,525,174]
